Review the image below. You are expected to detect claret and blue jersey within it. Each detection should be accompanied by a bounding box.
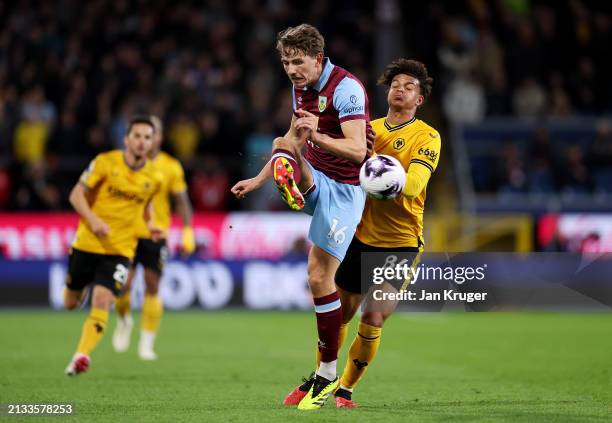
[292,58,372,186]
[292,57,370,261]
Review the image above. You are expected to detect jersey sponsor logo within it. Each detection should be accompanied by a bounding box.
[350,94,358,104]
[107,185,146,203]
[393,138,406,150]
[318,95,327,113]
[418,147,438,163]
[343,105,364,114]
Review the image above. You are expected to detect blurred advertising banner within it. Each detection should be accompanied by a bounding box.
[0,259,311,310]
[1,253,612,310]
[0,212,310,260]
[538,214,612,252]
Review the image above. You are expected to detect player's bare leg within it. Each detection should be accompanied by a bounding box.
[270,137,314,211]
[63,287,87,310]
[112,268,135,352]
[139,268,162,360]
[65,285,114,376]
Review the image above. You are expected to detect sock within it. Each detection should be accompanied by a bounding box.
[142,294,163,333]
[271,149,301,183]
[339,321,382,390]
[76,307,109,356]
[316,322,348,369]
[317,360,337,381]
[314,292,342,377]
[115,291,131,318]
[140,330,156,348]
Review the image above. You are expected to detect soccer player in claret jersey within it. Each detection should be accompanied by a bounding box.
[333,59,441,408]
[231,24,371,410]
[112,115,195,360]
[63,116,163,376]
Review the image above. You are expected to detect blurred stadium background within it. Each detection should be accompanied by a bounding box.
[1,1,611,420]
[2,0,612,306]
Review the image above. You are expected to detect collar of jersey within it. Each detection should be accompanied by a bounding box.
[384,116,416,132]
[308,57,334,92]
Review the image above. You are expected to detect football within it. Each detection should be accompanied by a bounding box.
[359,155,406,200]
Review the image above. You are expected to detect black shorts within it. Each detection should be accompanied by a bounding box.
[66,248,131,296]
[335,237,421,294]
[133,238,167,274]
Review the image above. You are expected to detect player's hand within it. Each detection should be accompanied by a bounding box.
[181,226,196,255]
[366,127,376,157]
[294,109,319,142]
[148,222,164,242]
[88,215,109,237]
[231,177,262,199]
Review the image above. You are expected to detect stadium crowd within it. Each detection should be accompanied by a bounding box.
[1,0,611,210]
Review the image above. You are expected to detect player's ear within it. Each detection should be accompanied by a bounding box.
[316,52,324,65]
[416,95,424,107]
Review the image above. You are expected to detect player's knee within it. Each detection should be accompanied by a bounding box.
[307,262,327,291]
[361,311,385,328]
[144,281,159,295]
[91,287,114,309]
[272,137,295,154]
[63,289,80,310]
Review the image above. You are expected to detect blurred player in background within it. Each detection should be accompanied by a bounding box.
[63,116,163,376]
[231,24,370,409]
[113,115,195,360]
[333,59,441,407]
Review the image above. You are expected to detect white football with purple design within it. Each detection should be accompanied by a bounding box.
[359,155,406,200]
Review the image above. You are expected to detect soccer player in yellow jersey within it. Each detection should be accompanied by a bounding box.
[112,115,195,360]
[334,59,440,407]
[286,59,440,406]
[64,116,164,376]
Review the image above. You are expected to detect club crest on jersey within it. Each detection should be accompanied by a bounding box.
[393,138,406,150]
[318,95,327,113]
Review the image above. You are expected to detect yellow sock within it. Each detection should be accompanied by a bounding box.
[339,321,382,389]
[115,292,131,318]
[315,322,349,369]
[76,307,109,356]
[142,294,163,333]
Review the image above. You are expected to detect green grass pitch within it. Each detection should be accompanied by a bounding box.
[0,310,611,422]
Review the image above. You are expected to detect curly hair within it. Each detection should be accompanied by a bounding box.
[276,24,325,58]
[377,59,433,101]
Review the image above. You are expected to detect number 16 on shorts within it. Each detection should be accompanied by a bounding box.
[328,218,347,245]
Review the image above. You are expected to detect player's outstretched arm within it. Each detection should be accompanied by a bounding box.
[231,163,271,199]
[143,201,163,241]
[294,109,367,163]
[69,182,109,237]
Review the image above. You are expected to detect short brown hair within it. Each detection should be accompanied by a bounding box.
[126,115,155,134]
[378,59,433,101]
[276,24,325,58]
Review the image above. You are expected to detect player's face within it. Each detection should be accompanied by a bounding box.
[280,50,322,88]
[388,74,424,111]
[124,123,154,160]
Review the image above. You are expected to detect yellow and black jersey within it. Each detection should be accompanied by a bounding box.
[135,152,187,239]
[72,150,163,259]
[356,116,441,248]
